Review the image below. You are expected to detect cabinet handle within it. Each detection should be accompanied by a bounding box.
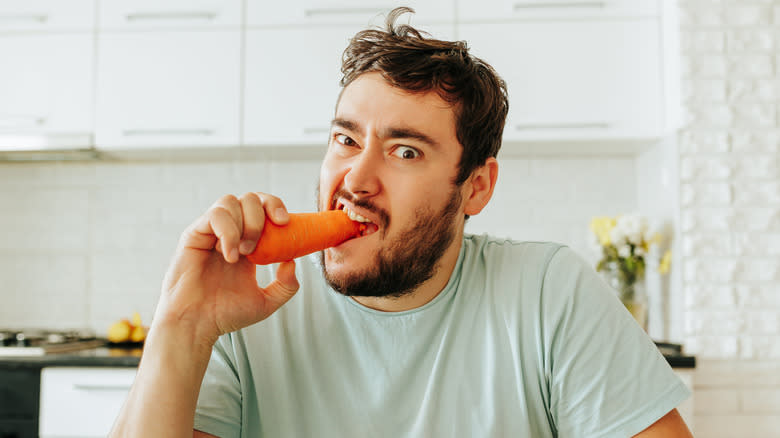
[514,122,612,130]
[125,12,218,21]
[304,8,388,17]
[0,115,47,128]
[303,127,330,135]
[513,1,607,9]
[73,383,132,391]
[0,14,49,24]
[123,129,215,136]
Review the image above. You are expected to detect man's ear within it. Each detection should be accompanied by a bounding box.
[463,157,498,216]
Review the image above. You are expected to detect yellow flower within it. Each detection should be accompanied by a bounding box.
[590,216,616,246]
[658,250,672,274]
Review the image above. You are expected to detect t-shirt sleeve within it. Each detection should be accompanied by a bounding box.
[540,246,691,437]
[193,334,242,438]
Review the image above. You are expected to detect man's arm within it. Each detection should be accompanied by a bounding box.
[194,430,218,438]
[109,193,300,437]
[633,409,693,438]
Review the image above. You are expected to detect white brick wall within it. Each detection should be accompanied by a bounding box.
[681,0,780,434]
[0,155,636,333]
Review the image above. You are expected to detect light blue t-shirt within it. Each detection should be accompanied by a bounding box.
[194,235,690,437]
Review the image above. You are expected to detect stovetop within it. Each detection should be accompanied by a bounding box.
[0,329,107,356]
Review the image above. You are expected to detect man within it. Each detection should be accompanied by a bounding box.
[111,8,693,437]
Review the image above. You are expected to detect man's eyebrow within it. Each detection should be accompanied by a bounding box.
[331,118,440,149]
[383,127,440,149]
[331,118,362,135]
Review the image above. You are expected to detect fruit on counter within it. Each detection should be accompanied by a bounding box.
[129,324,147,343]
[107,319,132,343]
[247,210,368,265]
[107,312,148,343]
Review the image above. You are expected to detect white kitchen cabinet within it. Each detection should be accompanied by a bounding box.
[457,0,659,21]
[459,18,664,142]
[243,24,454,146]
[95,30,241,149]
[0,0,95,32]
[39,367,136,438]
[246,0,455,27]
[0,33,94,149]
[98,0,242,30]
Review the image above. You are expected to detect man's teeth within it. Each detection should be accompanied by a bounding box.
[344,207,371,223]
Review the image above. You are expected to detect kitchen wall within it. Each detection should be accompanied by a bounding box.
[0,154,638,333]
[679,0,780,435]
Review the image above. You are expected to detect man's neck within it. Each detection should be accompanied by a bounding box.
[350,233,463,312]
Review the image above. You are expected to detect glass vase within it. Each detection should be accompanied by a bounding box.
[601,262,648,331]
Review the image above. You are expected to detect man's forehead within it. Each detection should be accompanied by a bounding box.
[334,73,457,140]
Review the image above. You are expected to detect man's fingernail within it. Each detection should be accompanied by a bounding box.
[229,248,239,263]
[275,208,289,221]
[239,240,256,255]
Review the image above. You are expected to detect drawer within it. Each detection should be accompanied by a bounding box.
[39,367,136,438]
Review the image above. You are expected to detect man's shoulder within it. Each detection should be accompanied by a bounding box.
[462,233,568,273]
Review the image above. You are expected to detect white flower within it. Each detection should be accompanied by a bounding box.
[618,244,631,258]
[614,214,648,246]
[609,224,627,247]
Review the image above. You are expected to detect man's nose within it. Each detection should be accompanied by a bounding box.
[343,145,382,197]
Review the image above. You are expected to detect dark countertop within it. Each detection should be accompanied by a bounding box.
[0,346,142,369]
[664,354,696,369]
[0,345,695,369]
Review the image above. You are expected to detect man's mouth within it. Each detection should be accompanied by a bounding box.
[333,197,380,237]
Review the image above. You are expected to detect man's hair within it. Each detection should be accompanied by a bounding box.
[340,7,509,186]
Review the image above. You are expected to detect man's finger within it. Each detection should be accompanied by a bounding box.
[238,192,266,255]
[256,193,290,226]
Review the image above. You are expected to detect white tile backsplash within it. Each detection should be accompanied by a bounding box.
[0,155,637,331]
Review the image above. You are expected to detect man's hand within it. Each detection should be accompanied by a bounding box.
[155,192,300,346]
[110,192,299,438]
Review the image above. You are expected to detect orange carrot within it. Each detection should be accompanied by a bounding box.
[247,210,365,265]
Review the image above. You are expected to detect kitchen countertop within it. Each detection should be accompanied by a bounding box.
[0,345,142,369]
[0,345,695,369]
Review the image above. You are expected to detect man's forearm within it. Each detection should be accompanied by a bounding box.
[110,319,215,438]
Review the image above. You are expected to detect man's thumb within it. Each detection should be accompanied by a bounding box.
[264,260,300,306]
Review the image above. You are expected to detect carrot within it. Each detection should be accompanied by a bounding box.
[247,210,366,265]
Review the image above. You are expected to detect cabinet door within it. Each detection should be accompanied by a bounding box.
[99,0,241,30]
[95,31,241,149]
[247,0,455,27]
[39,367,136,438]
[0,34,93,147]
[458,0,658,21]
[243,24,454,146]
[0,0,95,32]
[460,19,663,141]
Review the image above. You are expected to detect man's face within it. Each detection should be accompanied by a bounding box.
[317,72,467,297]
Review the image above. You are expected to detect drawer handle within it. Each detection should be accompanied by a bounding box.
[304,7,387,17]
[125,12,218,21]
[123,129,215,136]
[0,115,47,128]
[514,122,612,130]
[303,127,330,135]
[513,1,607,9]
[0,14,49,24]
[73,383,132,391]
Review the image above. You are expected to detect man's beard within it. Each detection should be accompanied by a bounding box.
[319,187,462,299]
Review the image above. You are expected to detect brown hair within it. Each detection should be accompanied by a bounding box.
[340,7,509,186]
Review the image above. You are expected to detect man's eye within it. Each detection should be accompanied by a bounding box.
[335,134,356,146]
[393,146,421,160]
